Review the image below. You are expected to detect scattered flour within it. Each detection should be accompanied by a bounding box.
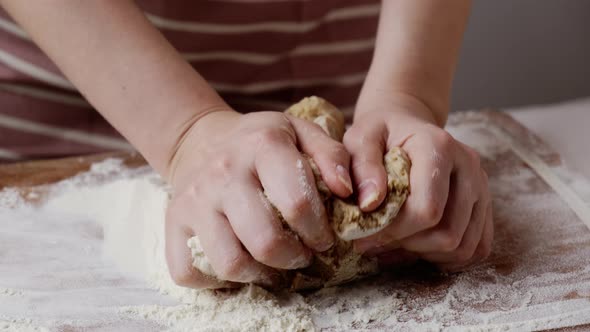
[0,188,25,209]
[2,115,590,331]
[0,318,49,332]
[187,237,215,277]
[120,285,314,332]
[22,160,315,331]
[0,288,23,297]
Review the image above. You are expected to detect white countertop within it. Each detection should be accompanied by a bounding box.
[504,98,589,179]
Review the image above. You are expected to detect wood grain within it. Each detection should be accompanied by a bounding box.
[0,151,146,189]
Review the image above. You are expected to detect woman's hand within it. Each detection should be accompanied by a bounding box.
[164,109,353,288]
[345,93,493,271]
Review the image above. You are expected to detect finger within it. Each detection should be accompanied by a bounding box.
[343,123,388,211]
[418,197,486,263]
[398,165,478,254]
[196,209,279,285]
[255,138,334,252]
[165,200,235,289]
[224,177,312,270]
[355,132,454,251]
[434,201,493,271]
[289,115,353,197]
[475,199,494,260]
[167,191,278,286]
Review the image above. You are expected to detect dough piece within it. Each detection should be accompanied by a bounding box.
[284,96,345,142]
[332,148,410,241]
[187,96,411,291]
[187,237,216,276]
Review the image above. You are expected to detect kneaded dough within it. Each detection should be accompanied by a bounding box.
[188,96,411,291]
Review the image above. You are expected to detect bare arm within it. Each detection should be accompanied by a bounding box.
[358,0,471,126]
[1,0,356,288]
[347,1,492,271]
[0,0,228,175]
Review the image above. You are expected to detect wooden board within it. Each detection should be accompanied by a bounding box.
[0,151,145,189]
[1,110,589,331]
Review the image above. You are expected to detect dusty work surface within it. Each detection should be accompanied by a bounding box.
[508,97,590,180]
[1,111,590,331]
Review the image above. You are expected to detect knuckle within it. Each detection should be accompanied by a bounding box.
[255,127,291,147]
[284,195,313,220]
[342,126,365,150]
[414,201,444,228]
[477,240,493,259]
[435,230,462,252]
[432,130,455,154]
[460,182,477,204]
[216,253,249,281]
[210,155,233,178]
[453,245,475,262]
[329,142,349,160]
[169,184,202,208]
[250,234,282,264]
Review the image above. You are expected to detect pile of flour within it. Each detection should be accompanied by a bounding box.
[34,161,314,332]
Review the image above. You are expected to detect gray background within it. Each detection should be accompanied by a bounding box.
[451,1,590,111]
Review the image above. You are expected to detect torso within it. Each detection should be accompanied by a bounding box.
[0,0,380,161]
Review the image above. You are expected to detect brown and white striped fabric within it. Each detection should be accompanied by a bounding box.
[0,0,380,162]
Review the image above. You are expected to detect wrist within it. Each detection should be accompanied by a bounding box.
[164,107,239,186]
[358,61,452,128]
[355,83,445,127]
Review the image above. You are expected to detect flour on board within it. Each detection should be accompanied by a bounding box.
[2,116,590,331]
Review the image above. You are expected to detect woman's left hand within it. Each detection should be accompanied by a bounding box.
[345,92,493,272]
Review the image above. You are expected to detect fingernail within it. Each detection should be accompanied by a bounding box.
[359,180,379,210]
[317,238,335,252]
[336,164,353,194]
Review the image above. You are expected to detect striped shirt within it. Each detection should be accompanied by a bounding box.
[0,0,380,162]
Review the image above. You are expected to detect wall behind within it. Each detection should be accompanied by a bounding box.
[451,1,590,111]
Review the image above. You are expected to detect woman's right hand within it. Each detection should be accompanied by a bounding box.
[164,109,354,289]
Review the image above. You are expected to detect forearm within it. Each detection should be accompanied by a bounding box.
[359,0,471,126]
[0,0,228,175]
